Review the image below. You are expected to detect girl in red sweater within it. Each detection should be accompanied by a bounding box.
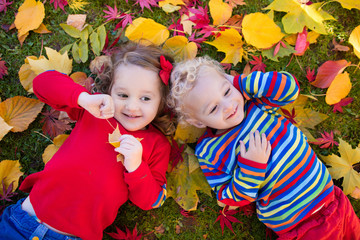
[0,42,174,240]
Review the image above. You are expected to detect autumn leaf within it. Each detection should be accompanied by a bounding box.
[169,139,185,171]
[215,205,242,234]
[280,107,297,124]
[0,58,8,79]
[209,0,232,26]
[27,47,73,75]
[325,71,352,105]
[67,14,87,31]
[180,12,195,35]
[279,94,328,141]
[166,144,212,211]
[42,134,69,164]
[310,60,350,89]
[333,0,360,10]
[18,56,45,93]
[294,27,309,56]
[158,0,185,13]
[174,124,206,143]
[125,17,169,46]
[332,97,353,113]
[163,36,198,62]
[249,55,266,72]
[49,0,68,11]
[14,0,45,44]
[306,67,316,82]
[0,160,23,196]
[0,0,13,14]
[0,116,13,141]
[332,38,350,52]
[242,12,285,49]
[0,96,44,132]
[309,131,339,149]
[41,108,72,139]
[264,0,336,35]
[106,224,142,240]
[108,124,122,148]
[205,28,245,65]
[68,0,89,11]
[321,139,360,195]
[262,41,296,62]
[349,25,360,59]
[225,0,246,8]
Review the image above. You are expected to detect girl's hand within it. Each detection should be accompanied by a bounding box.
[77,92,114,119]
[240,131,271,164]
[115,135,143,172]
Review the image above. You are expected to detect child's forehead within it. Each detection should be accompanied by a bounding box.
[197,65,225,83]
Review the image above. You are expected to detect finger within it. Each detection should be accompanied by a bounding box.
[240,141,246,155]
[249,132,254,147]
[261,133,267,149]
[254,130,261,147]
[266,141,272,158]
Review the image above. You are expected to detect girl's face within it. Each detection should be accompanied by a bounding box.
[110,63,162,131]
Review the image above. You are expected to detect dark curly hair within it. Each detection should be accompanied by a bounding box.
[90,42,176,135]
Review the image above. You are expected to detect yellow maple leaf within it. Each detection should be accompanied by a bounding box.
[163,36,198,62]
[27,47,73,75]
[264,0,335,35]
[205,28,245,65]
[42,134,69,164]
[174,124,206,143]
[125,17,169,46]
[321,139,360,195]
[18,56,45,93]
[349,25,360,59]
[68,0,89,11]
[14,0,45,37]
[0,96,44,132]
[333,0,360,10]
[0,116,13,141]
[279,94,328,141]
[325,72,352,105]
[209,0,232,26]
[242,12,285,49]
[0,160,24,195]
[108,125,122,148]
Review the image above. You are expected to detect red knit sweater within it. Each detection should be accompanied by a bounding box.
[19,71,170,240]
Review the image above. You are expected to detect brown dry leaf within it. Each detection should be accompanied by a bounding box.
[42,134,69,164]
[14,0,45,42]
[0,116,13,141]
[181,12,195,35]
[66,14,87,31]
[154,224,165,234]
[0,160,24,195]
[332,38,350,52]
[70,71,88,85]
[0,96,44,132]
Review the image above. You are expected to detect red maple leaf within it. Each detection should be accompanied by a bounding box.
[169,139,185,171]
[309,130,339,149]
[41,108,73,139]
[49,0,68,12]
[332,97,353,113]
[0,58,8,79]
[169,18,185,37]
[0,0,13,14]
[238,203,255,217]
[188,6,211,30]
[280,108,297,125]
[103,4,122,22]
[133,0,158,12]
[306,67,316,82]
[215,205,242,234]
[249,55,266,73]
[0,179,17,202]
[273,41,287,56]
[106,224,142,240]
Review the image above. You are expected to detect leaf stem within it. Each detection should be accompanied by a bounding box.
[33,131,53,144]
[105,118,116,130]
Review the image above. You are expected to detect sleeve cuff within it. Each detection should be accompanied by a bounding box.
[124,161,151,184]
[237,156,267,170]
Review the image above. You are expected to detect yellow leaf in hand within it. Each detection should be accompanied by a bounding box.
[209,0,232,26]
[242,12,285,49]
[0,160,24,195]
[325,72,352,105]
[125,17,169,46]
[108,125,122,148]
[27,47,73,75]
[205,28,245,65]
[321,139,360,195]
[163,36,198,62]
[14,0,45,37]
[349,25,360,59]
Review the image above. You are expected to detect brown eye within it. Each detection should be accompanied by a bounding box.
[209,106,217,114]
[224,88,230,96]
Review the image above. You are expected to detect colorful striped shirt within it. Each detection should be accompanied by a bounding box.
[195,71,334,233]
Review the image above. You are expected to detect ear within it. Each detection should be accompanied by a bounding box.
[186,118,206,128]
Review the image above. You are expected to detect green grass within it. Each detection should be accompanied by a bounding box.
[0,0,359,239]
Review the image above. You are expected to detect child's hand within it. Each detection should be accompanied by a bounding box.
[77,92,114,119]
[240,131,271,164]
[115,135,143,172]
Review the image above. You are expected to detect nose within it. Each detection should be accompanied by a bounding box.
[125,98,140,111]
[223,101,232,113]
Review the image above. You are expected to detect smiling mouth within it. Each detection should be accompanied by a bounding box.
[227,106,238,119]
[123,113,140,118]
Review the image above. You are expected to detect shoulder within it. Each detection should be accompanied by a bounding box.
[145,124,171,147]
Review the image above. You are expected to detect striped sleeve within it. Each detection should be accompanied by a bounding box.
[151,184,167,208]
[234,71,300,111]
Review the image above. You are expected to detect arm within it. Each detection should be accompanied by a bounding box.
[200,132,271,206]
[234,71,300,110]
[121,138,170,210]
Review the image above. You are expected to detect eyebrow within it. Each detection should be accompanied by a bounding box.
[202,80,228,115]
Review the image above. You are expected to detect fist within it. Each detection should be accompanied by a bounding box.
[115,134,143,172]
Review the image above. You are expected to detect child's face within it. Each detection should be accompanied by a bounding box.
[183,66,245,131]
[110,63,162,131]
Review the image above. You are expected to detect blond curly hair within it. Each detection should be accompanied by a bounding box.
[167,56,225,124]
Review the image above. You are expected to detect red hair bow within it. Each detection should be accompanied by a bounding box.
[159,55,173,86]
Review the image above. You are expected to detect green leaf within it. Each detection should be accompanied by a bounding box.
[90,32,101,56]
[78,40,89,63]
[80,27,89,43]
[60,43,73,55]
[262,42,296,61]
[97,25,106,53]
[60,23,81,38]
[72,42,80,63]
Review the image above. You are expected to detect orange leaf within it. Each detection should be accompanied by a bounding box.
[209,0,232,26]
[325,72,352,105]
[70,71,88,86]
[14,0,45,37]
[33,23,52,34]
[311,60,350,89]
[18,56,45,93]
[0,160,23,195]
[0,96,44,132]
